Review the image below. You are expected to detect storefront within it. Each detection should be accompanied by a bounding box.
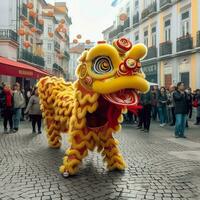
[163,62,173,89]
[0,56,50,88]
[142,63,158,84]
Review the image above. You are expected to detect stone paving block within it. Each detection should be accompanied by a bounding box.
[0,123,200,200]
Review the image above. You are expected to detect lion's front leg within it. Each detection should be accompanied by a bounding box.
[45,120,62,149]
[100,131,126,171]
[59,130,88,177]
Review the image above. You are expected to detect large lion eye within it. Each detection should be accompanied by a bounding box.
[92,56,113,74]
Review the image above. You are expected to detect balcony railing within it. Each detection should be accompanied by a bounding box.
[54,41,60,51]
[133,12,139,25]
[29,16,35,26]
[53,63,65,75]
[116,25,123,35]
[64,51,70,61]
[160,0,172,10]
[141,2,157,19]
[160,41,172,56]
[18,49,45,67]
[109,29,118,39]
[36,22,44,32]
[0,29,18,43]
[196,31,200,47]
[35,22,44,32]
[123,18,130,30]
[21,3,28,17]
[108,25,125,39]
[144,46,157,60]
[66,15,72,25]
[176,35,193,52]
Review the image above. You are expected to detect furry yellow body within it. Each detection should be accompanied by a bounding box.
[38,77,125,175]
[37,38,149,176]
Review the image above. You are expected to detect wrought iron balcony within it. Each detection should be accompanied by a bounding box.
[141,2,157,19]
[160,41,172,56]
[109,25,124,39]
[116,25,123,35]
[160,0,172,10]
[133,12,139,25]
[196,31,200,47]
[21,3,28,17]
[109,29,118,39]
[176,35,193,52]
[64,51,70,61]
[36,22,44,32]
[0,29,18,43]
[18,49,45,67]
[66,15,72,25]
[54,41,60,51]
[123,18,130,30]
[29,16,35,26]
[32,55,45,67]
[144,46,157,60]
[53,63,60,70]
[53,63,65,75]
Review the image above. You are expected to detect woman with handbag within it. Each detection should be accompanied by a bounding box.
[158,87,168,127]
[194,89,200,125]
[25,87,42,134]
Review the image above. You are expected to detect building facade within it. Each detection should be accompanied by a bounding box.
[69,42,95,81]
[0,0,47,87]
[103,0,200,89]
[0,0,71,88]
[42,2,71,79]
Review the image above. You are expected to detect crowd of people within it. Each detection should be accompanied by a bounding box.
[0,82,42,134]
[1,80,200,138]
[125,81,200,138]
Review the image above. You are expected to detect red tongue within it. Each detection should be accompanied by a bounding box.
[103,90,138,106]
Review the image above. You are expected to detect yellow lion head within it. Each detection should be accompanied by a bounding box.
[76,38,149,108]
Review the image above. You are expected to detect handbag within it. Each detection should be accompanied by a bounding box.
[192,99,198,108]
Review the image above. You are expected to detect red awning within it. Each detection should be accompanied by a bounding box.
[0,56,50,79]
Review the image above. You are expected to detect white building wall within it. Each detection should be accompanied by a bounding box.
[0,43,18,61]
[198,0,200,30]
[196,53,200,88]
[43,17,55,70]
[69,53,80,81]
[0,0,17,30]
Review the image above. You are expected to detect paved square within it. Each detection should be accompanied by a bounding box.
[0,122,200,200]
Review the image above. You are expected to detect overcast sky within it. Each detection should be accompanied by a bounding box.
[46,0,115,43]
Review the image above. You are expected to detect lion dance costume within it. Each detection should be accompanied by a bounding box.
[37,38,149,177]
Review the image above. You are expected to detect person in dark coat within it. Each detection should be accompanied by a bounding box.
[137,93,143,129]
[140,91,152,133]
[194,89,200,125]
[186,88,193,119]
[173,82,189,138]
[2,84,13,133]
[0,81,6,118]
[157,87,168,127]
[151,85,159,121]
[168,85,176,126]
[25,87,42,134]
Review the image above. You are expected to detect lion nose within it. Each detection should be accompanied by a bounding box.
[117,58,141,76]
[124,58,137,69]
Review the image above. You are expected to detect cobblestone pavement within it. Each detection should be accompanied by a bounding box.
[0,121,200,200]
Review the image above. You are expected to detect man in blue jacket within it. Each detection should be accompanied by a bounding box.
[173,82,189,138]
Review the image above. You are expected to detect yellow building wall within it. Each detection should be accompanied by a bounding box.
[191,0,198,89]
[191,0,198,45]
[160,61,164,86]
[159,13,164,43]
[191,54,197,89]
